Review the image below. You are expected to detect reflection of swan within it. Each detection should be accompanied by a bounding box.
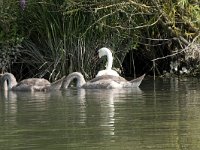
[0,73,65,91]
[96,47,119,77]
[76,88,143,136]
[61,72,145,89]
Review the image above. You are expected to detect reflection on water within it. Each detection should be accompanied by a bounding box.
[1,77,200,149]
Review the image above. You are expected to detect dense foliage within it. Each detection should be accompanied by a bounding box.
[0,0,199,80]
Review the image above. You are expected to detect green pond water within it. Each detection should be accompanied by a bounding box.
[1,77,200,150]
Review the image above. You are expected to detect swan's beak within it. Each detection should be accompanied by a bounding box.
[93,50,99,61]
[95,49,99,56]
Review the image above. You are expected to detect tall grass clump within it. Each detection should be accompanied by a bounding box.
[19,0,151,79]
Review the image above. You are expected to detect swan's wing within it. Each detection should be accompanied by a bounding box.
[82,75,126,89]
[19,78,50,86]
[83,74,145,89]
[89,75,126,83]
[83,79,122,89]
[17,78,51,91]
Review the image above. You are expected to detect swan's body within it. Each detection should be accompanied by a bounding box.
[0,73,65,91]
[61,72,145,89]
[96,69,119,77]
[96,47,119,77]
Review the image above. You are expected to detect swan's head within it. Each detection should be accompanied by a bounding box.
[97,47,111,58]
[96,47,114,70]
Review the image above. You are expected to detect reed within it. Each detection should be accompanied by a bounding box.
[19,0,138,79]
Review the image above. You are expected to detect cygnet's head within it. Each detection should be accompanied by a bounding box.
[97,47,111,58]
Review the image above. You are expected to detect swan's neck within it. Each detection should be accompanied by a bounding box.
[105,49,113,70]
[61,72,86,89]
[1,73,17,90]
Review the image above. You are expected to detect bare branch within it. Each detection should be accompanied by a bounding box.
[151,33,200,61]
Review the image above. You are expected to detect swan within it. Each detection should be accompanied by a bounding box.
[96,47,119,77]
[61,72,145,89]
[0,73,65,91]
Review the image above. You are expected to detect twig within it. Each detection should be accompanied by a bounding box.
[102,14,162,30]
[151,33,200,61]
[81,10,117,37]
